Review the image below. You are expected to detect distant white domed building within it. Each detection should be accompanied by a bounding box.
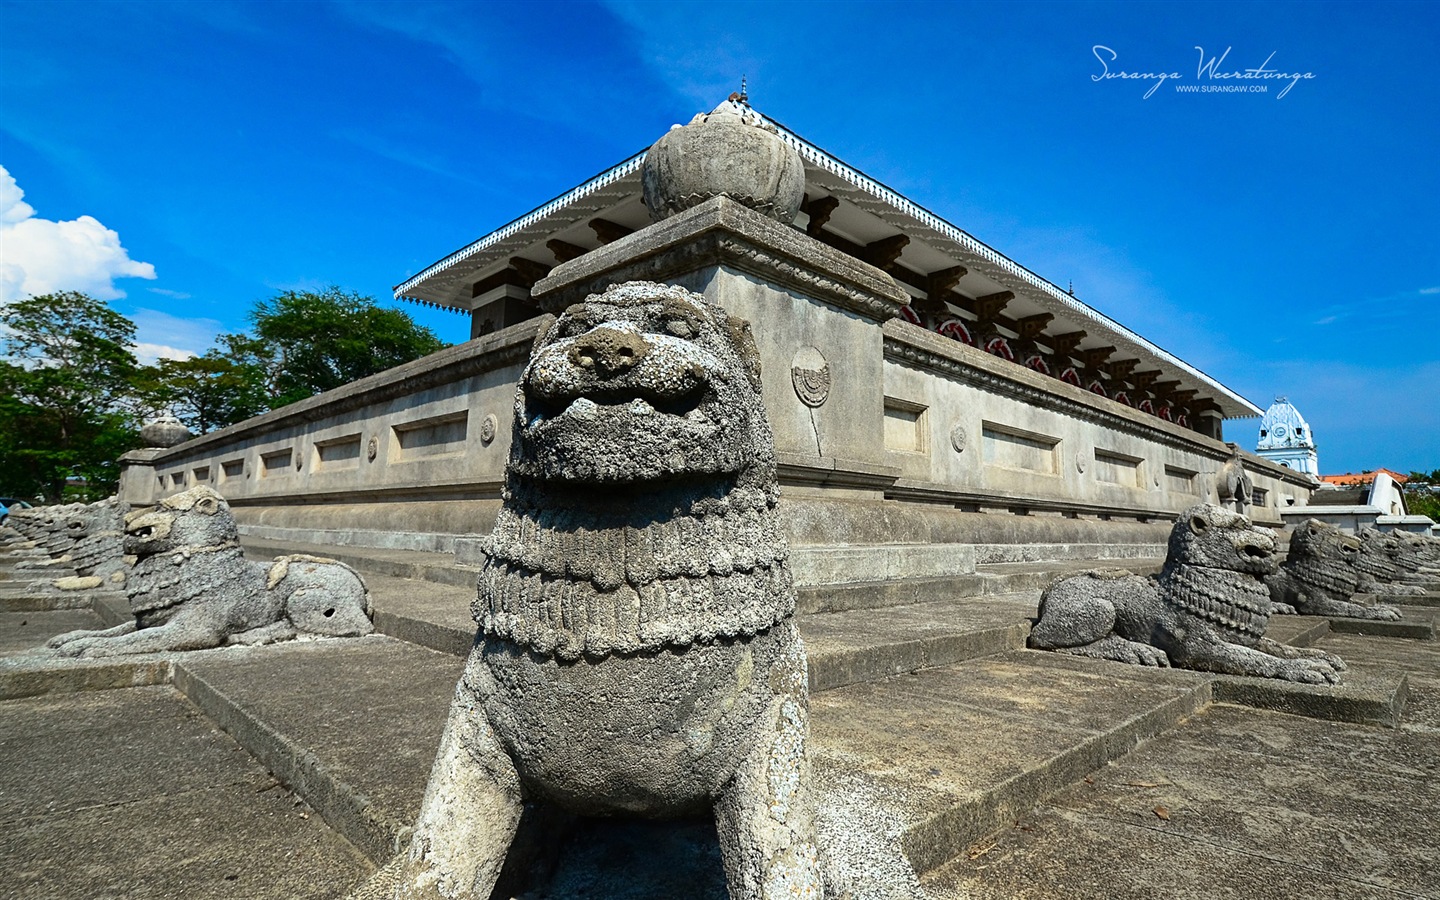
[1256,397,1318,477]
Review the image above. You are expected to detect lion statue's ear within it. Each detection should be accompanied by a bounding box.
[530,314,560,357]
[722,313,763,388]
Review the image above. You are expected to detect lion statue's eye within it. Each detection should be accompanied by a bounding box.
[558,318,593,339]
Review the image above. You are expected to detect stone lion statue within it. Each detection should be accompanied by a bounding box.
[46,486,373,657]
[1348,528,1431,596]
[1265,519,1403,621]
[4,498,129,593]
[1029,503,1344,683]
[1358,528,1440,585]
[8,502,89,566]
[349,282,820,900]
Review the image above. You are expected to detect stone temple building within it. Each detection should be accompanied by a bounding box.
[1255,396,1319,476]
[117,100,1316,582]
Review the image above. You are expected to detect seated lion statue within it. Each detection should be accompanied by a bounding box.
[1029,503,1344,683]
[348,282,821,900]
[46,486,373,657]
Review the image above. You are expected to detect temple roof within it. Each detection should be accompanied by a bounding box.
[394,102,1262,420]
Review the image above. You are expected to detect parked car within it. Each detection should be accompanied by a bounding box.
[0,497,34,527]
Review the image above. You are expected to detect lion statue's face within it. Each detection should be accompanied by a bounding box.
[512,282,766,485]
[1167,503,1278,576]
[123,485,239,557]
[1289,518,1362,565]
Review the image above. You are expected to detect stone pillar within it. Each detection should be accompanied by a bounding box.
[117,449,161,506]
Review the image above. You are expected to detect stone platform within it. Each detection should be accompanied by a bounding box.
[1,536,1436,899]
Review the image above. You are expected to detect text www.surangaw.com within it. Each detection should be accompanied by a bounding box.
[1092,45,1315,99]
[1174,84,1268,94]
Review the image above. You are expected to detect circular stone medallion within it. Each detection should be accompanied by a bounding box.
[480,414,498,445]
[791,347,830,408]
[367,437,379,462]
[950,424,967,453]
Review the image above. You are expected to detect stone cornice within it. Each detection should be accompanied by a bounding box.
[882,320,1315,490]
[532,196,910,322]
[149,317,550,463]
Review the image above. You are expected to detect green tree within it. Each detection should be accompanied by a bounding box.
[226,287,445,408]
[133,352,271,435]
[1406,490,1440,522]
[0,292,141,500]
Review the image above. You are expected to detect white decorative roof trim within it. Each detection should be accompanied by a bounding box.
[394,151,646,299]
[757,111,1260,418]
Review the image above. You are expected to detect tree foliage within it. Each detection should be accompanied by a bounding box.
[1407,491,1440,522]
[234,287,445,408]
[0,292,141,500]
[1,288,446,500]
[136,286,446,432]
[132,352,270,435]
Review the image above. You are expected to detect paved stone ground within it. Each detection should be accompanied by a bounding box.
[2,533,1436,899]
[924,632,1440,900]
[0,685,371,900]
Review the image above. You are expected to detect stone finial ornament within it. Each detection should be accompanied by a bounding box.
[45,485,372,657]
[642,100,806,224]
[350,282,822,900]
[140,413,193,449]
[1029,503,1345,683]
[1265,519,1404,620]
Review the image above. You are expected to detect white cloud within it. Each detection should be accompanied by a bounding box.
[1421,286,1440,295]
[0,165,156,304]
[129,308,222,362]
[133,342,197,366]
[147,287,192,300]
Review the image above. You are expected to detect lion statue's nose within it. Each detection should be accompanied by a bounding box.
[568,326,650,377]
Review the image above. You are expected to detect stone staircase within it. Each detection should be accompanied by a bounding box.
[1,534,1435,899]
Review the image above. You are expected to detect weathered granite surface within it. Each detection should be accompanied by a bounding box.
[350,283,825,899]
[1029,504,1344,682]
[1267,519,1404,621]
[642,100,806,225]
[44,486,373,657]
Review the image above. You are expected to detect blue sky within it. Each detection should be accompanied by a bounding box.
[2,0,1436,474]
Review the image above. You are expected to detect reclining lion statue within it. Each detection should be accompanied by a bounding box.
[1266,519,1403,621]
[5,498,129,592]
[349,282,821,899]
[1029,503,1344,683]
[46,485,373,657]
[1357,528,1440,586]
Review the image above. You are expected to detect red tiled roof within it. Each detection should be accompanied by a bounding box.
[1318,468,1409,486]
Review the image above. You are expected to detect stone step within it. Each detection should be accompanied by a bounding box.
[122,638,1212,886]
[0,621,1413,896]
[240,536,476,588]
[0,684,371,899]
[359,573,1038,693]
[1275,605,1437,642]
[155,640,1222,885]
[174,638,463,866]
[242,534,1165,616]
[811,650,1213,876]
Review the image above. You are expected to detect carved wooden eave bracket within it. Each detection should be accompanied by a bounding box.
[531,195,911,322]
[881,319,1235,458]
